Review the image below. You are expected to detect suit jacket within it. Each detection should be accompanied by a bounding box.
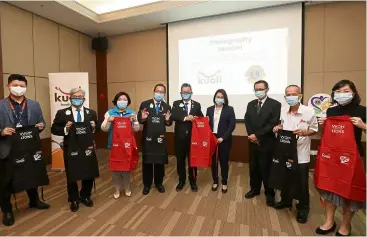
[171,99,203,140]
[0,97,45,159]
[51,107,100,147]
[206,105,236,142]
[138,99,173,136]
[244,97,281,146]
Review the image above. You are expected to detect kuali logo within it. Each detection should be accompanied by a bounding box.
[340,155,350,164]
[272,158,279,163]
[321,153,331,159]
[16,158,25,164]
[54,86,81,106]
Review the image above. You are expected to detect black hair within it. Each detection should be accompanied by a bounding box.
[331,80,361,105]
[181,83,192,91]
[254,80,268,90]
[8,74,27,85]
[153,83,166,93]
[112,92,131,106]
[285,84,301,92]
[213,89,229,105]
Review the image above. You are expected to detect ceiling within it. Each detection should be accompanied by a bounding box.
[9,0,303,37]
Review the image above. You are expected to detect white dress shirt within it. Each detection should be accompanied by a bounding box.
[280,104,318,164]
[258,96,267,107]
[213,106,222,134]
[64,106,85,135]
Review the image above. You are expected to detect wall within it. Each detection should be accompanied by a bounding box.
[0,2,97,163]
[106,1,366,162]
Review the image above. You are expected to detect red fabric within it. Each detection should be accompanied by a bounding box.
[190,117,218,168]
[109,117,138,172]
[314,115,366,202]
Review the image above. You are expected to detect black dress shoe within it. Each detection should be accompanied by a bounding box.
[244,190,260,199]
[70,201,79,212]
[142,186,151,195]
[29,200,50,209]
[80,197,93,207]
[296,211,308,224]
[176,182,185,191]
[156,184,165,193]
[2,212,15,226]
[273,200,292,210]
[190,182,198,192]
[212,184,218,192]
[315,222,337,235]
[266,196,275,207]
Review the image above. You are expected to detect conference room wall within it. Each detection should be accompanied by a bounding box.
[107,1,366,162]
[0,2,98,141]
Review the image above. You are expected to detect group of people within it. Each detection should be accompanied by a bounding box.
[0,74,365,237]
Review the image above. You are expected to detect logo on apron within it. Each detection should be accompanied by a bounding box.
[280,135,291,144]
[340,155,350,164]
[16,158,25,164]
[117,121,127,128]
[33,151,42,161]
[85,149,93,156]
[152,117,161,124]
[20,131,33,140]
[157,138,163,143]
[76,127,87,135]
[202,141,208,147]
[146,137,152,141]
[71,151,79,156]
[272,158,279,163]
[124,142,131,148]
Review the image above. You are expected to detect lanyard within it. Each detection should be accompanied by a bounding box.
[8,98,27,126]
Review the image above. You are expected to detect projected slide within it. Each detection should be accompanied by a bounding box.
[178,28,288,95]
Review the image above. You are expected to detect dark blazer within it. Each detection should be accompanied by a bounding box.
[138,99,173,134]
[0,97,45,159]
[206,105,236,142]
[51,107,100,147]
[244,97,281,145]
[171,99,203,140]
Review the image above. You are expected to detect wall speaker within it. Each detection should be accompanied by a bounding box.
[92,37,108,52]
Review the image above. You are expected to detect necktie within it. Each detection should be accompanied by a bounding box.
[185,102,189,116]
[77,109,82,122]
[155,103,160,114]
[257,101,262,114]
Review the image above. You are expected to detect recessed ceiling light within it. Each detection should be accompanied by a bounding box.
[74,0,162,14]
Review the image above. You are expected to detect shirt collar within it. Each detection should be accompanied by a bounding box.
[258,96,267,104]
[72,106,84,112]
[288,103,304,114]
[153,99,160,104]
[9,96,26,105]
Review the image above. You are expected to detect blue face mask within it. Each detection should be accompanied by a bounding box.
[117,100,128,109]
[255,90,266,99]
[285,96,299,106]
[334,92,353,105]
[181,93,191,100]
[215,98,225,105]
[71,98,84,107]
[154,93,164,102]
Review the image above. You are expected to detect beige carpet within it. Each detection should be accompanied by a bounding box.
[0,150,365,236]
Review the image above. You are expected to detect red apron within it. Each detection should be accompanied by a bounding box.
[190,117,218,168]
[314,115,366,202]
[109,117,139,172]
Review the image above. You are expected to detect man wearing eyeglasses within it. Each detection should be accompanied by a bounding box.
[244,80,281,206]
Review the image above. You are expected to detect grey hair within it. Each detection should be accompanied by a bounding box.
[69,87,86,96]
[285,84,301,93]
[181,83,192,91]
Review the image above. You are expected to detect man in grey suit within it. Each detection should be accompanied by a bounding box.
[0,74,50,226]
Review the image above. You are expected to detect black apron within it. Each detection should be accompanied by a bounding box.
[65,122,99,182]
[6,126,49,193]
[142,108,168,164]
[268,130,300,198]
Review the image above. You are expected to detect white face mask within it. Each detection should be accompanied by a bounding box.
[10,86,27,97]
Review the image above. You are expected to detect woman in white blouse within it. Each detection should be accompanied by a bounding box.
[206,89,236,193]
[101,92,140,199]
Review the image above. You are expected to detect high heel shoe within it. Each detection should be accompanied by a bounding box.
[315,222,336,235]
[212,184,218,192]
[221,185,228,193]
[336,225,352,236]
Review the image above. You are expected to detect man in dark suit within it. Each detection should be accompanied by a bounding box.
[51,87,100,212]
[0,74,50,226]
[138,83,172,195]
[171,83,203,192]
[244,80,281,206]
